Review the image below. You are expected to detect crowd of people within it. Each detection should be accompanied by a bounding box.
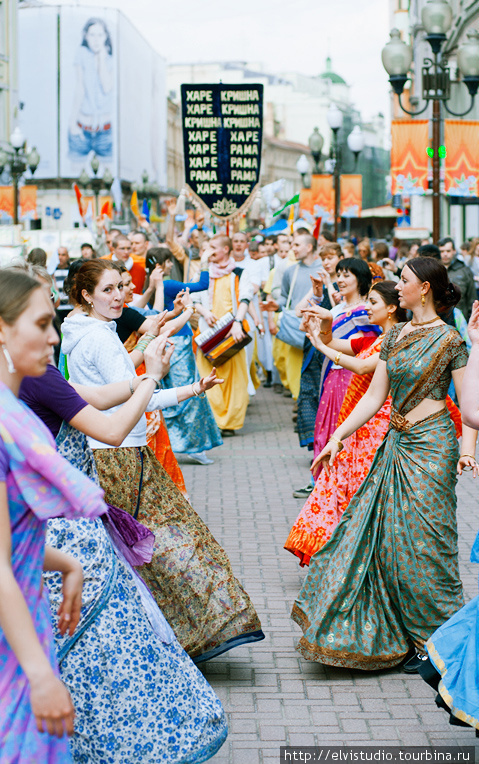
[2,209,479,762]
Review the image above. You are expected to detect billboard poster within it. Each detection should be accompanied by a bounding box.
[59,7,119,178]
[181,84,263,219]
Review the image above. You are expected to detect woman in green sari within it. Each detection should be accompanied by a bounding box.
[292,257,478,671]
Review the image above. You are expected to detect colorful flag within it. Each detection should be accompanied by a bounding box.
[141,197,150,222]
[312,217,322,240]
[444,120,479,196]
[73,183,85,219]
[273,194,300,217]
[130,190,139,218]
[111,177,122,211]
[391,119,429,195]
[101,198,113,218]
[84,201,94,232]
[288,203,295,234]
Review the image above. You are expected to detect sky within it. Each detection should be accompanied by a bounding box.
[54,0,392,122]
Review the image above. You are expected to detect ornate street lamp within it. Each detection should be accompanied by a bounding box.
[327,105,344,241]
[78,153,113,215]
[0,127,40,225]
[381,0,479,241]
[296,154,311,188]
[308,127,324,174]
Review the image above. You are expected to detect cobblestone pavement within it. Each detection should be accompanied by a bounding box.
[178,387,479,763]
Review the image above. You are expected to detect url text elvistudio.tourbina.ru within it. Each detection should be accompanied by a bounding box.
[279,749,476,763]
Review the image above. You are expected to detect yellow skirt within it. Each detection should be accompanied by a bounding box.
[196,348,249,430]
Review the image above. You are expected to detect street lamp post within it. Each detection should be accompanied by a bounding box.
[308,127,324,174]
[381,0,479,242]
[0,127,40,226]
[79,154,113,216]
[327,105,344,241]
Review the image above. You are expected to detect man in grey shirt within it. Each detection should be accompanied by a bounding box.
[278,233,321,310]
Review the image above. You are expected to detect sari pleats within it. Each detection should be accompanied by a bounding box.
[293,410,464,670]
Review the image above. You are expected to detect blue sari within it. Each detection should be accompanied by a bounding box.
[421,530,479,732]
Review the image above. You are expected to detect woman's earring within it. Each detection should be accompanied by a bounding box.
[421,294,426,306]
[2,344,16,374]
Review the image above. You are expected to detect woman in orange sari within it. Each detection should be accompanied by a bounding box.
[285,281,406,565]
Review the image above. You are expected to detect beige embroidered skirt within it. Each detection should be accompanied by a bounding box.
[93,445,263,658]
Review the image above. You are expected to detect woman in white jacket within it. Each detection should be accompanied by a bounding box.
[62,259,264,662]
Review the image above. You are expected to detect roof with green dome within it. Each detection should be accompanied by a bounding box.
[318,56,346,85]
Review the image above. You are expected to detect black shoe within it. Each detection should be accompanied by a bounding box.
[221,428,236,437]
[292,483,314,499]
[402,653,428,674]
[264,371,273,388]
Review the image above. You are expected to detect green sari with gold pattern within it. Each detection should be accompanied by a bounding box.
[292,324,469,670]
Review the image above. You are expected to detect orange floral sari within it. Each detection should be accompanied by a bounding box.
[135,361,188,499]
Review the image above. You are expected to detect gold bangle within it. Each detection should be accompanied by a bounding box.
[329,435,344,452]
[320,329,332,336]
[461,454,477,460]
[334,352,342,365]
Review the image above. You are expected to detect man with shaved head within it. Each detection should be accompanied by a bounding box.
[194,234,254,436]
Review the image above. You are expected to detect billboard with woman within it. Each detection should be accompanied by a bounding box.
[60,7,118,177]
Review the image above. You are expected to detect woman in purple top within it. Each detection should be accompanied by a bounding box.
[0,269,106,762]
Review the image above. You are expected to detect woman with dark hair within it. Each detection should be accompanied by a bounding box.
[311,257,380,463]
[285,282,407,565]
[61,259,264,663]
[292,257,477,671]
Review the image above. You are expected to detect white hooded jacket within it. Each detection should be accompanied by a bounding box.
[61,313,178,449]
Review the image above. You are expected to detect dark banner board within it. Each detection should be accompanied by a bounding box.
[181,83,263,219]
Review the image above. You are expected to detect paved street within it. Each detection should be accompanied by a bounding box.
[179,387,479,763]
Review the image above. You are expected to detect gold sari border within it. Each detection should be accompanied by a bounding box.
[427,638,479,731]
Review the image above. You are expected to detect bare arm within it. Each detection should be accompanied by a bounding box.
[451,364,478,475]
[307,327,379,375]
[0,485,77,736]
[69,335,173,446]
[461,301,479,428]
[313,359,390,475]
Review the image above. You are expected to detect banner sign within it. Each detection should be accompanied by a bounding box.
[0,186,38,220]
[391,119,428,195]
[444,120,479,197]
[300,175,334,223]
[181,83,263,219]
[340,175,362,218]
